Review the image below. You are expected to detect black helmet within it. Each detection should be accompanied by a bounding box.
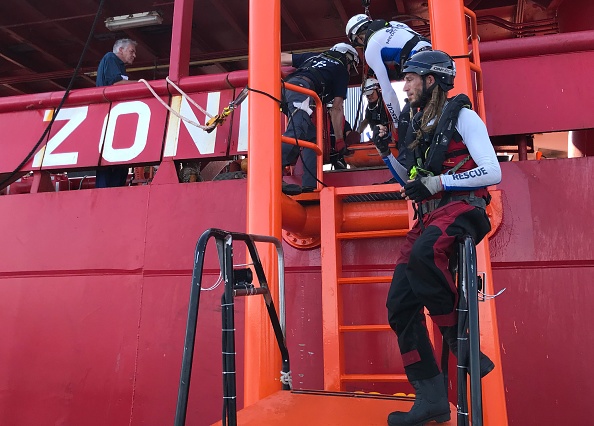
[402,50,456,91]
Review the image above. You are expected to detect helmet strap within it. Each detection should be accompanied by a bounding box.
[352,32,365,47]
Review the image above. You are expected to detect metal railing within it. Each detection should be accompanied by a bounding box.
[174,228,291,426]
[455,234,484,426]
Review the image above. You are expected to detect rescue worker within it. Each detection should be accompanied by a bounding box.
[358,77,411,186]
[345,14,431,125]
[356,77,389,134]
[280,43,359,194]
[371,50,501,426]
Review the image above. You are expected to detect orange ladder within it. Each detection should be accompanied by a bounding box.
[318,184,433,391]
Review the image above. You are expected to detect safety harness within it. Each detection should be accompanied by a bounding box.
[363,19,390,50]
[406,94,490,218]
[289,50,349,104]
[408,94,472,179]
[364,20,431,79]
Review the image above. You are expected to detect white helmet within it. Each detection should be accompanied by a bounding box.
[346,14,371,44]
[362,78,380,95]
[330,42,360,66]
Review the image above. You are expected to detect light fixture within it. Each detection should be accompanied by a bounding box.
[105,11,163,31]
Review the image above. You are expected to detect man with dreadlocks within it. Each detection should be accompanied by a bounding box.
[371,50,501,426]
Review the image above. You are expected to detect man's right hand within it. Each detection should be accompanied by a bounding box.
[372,125,391,157]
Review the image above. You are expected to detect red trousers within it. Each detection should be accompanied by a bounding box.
[386,201,491,381]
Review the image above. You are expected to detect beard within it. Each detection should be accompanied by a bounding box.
[410,88,432,109]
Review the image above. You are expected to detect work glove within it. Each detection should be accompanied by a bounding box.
[372,125,391,157]
[403,176,443,202]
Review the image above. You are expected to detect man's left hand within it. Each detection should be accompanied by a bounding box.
[402,176,443,202]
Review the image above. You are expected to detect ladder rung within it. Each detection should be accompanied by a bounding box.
[339,324,391,332]
[341,373,408,382]
[337,229,408,240]
[338,276,392,285]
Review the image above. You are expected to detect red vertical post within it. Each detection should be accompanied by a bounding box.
[428,0,473,97]
[517,134,528,161]
[168,0,194,82]
[245,0,282,406]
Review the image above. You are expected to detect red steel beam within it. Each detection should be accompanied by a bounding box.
[480,29,594,61]
[168,0,194,81]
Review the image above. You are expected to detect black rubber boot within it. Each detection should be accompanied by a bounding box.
[282,181,302,195]
[387,373,450,426]
[440,325,495,378]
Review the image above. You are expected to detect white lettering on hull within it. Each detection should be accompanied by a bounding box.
[100,101,151,162]
[33,106,88,167]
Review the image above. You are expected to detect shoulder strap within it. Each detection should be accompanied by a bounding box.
[422,94,472,175]
[289,51,347,103]
[399,33,431,69]
[363,19,389,50]
[320,50,347,66]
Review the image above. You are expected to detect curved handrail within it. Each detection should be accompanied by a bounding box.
[457,234,484,426]
[281,82,324,191]
[174,228,290,426]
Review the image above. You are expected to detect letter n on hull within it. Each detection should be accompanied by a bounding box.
[165,91,234,160]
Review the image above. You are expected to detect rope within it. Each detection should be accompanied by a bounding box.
[201,272,224,291]
[165,76,214,118]
[138,77,245,133]
[138,78,215,131]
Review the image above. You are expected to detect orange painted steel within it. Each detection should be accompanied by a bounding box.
[212,390,457,426]
[429,1,487,122]
[320,186,344,391]
[280,186,409,247]
[343,142,398,168]
[245,0,283,406]
[428,0,473,99]
[280,195,321,237]
[428,2,507,422]
[281,82,324,191]
[338,276,392,285]
[465,7,487,122]
[319,185,413,392]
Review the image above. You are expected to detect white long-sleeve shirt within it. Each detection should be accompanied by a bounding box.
[364,22,431,125]
[385,107,501,190]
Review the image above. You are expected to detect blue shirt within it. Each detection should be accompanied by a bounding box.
[291,52,350,103]
[96,52,127,87]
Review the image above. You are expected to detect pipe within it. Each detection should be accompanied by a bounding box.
[516,135,528,161]
[0,66,300,113]
[281,196,320,237]
[480,29,594,61]
[280,196,409,240]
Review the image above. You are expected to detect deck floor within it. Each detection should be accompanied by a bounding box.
[211,390,457,426]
